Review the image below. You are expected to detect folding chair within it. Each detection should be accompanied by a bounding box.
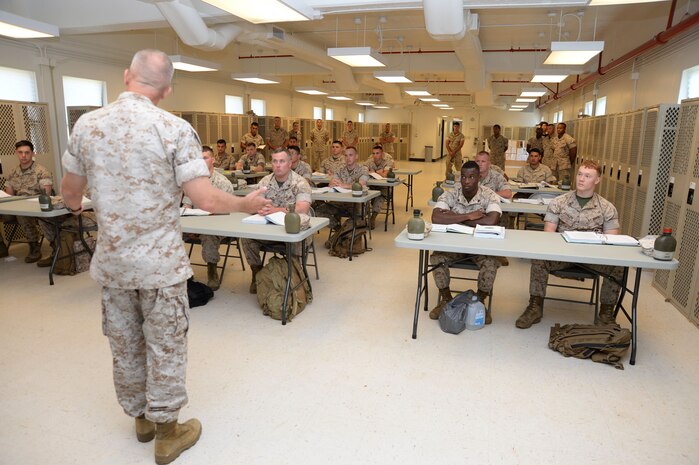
[447,257,494,316]
[543,265,600,322]
[185,235,245,283]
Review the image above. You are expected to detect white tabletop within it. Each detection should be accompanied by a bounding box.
[394,169,422,176]
[500,201,548,214]
[508,183,566,195]
[0,198,93,218]
[394,229,678,270]
[312,190,381,203]
[180,212,328,242]
[366,178,404,187]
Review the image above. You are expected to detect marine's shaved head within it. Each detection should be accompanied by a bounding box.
[129,49,173,92]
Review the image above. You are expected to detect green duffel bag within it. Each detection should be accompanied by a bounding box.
[548,323,632,370]
[256,256,312,322]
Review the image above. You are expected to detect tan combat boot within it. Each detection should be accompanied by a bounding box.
[515,295,544,329]
[154,419,202,465]
[0,239,8,258]
[597,303,616,325]
[249,265,263,294]
[135,414,155,443]
[476,289,492,325]
[370,212,379,230]
[429,287,452,320]
[206,263,220,291]
[25,241,41,263]
[36,245,57,267]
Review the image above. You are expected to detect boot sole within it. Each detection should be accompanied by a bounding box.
[515,316,542,329]
[155,425,203,465]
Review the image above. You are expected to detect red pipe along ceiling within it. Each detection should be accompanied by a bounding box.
[538,1,699,108]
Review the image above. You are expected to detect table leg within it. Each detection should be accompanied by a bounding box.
[48,221,60,286]
[281,242,293,325]
[404,175,412,212]
[629,268,641,365]
[384,188,390,232]
[412,249,426,339]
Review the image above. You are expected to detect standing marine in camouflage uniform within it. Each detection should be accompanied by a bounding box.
[526,126,545,155]
[342,120,358,148]
[542,123,555,174]
[486,124,509,171]
[59,50,270,465]
[310,119,330,171]
[319,141,346,176]
[242,149,312,293]
[182,146,242,290]
[379,123,395,155]
[266,116,289,157]
[549,122,577,182]
[288,145,312,184]
[239,122,264,153]
[445,121,465,177]
[430,161,503,324]
[288,121,302,147]
[1,140,53,262]
[364,145,395,229]
[516,160,623,329]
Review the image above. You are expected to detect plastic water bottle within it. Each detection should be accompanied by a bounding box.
[465,295,485,330]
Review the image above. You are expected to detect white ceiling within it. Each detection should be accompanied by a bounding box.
[0,0,684,109]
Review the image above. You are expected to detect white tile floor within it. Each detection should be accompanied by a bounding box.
[1,159,698,465]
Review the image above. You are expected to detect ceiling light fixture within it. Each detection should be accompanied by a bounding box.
[327,47,385,67]
[516,98,537,103]
[433,104,450,108]
[442,107,454,110]
[405,88,431,97]
[520,88,547,97]
[531,70,571,83]
[170,55,219,72]
[0,10,59,38]
[420,98,440,102]
[373,71,412,83]
[589,0,665,5]
[544,41,604,65]
[509,108,524,112]
[373,105,390,109]
[295,87,327,95]
[231,73,279,84]
[327,95,353,101]
[200,0,314,24]
[511,104,529,108]
[355,100,375,106]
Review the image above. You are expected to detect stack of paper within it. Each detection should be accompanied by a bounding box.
[180,207,211,216]
[242,211,286,226]
[562,231,639,246]
[430,224,474,234]
[513,198,543,205]
[474,224,505,239]
[312,186,352,194]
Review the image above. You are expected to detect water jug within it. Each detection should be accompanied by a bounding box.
[465,295,485,330]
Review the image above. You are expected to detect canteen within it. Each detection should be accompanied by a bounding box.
[386,168,396,182]
[407,209,425,240]
[351,182,363,197]
[432,181,444,202]
[285,203,301,234]
[445,172,455,185]
[653,228,676,261]
[561,174,571,190]
[243,159,251,174]
[39,193,53,212]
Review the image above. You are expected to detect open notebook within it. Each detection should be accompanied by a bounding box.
[562,231,639,246]
[430,223,474,234]
[242,211,286,225]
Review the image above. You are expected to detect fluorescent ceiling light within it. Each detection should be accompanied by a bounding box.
[373,71,412,83]
[420,98,440,102]
[0,10,59,38]
[442,107,454,110]
[544,41,604,65]
[433,104,450,108]
[520,88,547,97]
[405,88,431,96]
[531,70,570,83]
[231,73,279,84]
[373,105,390,109]
[327,95,352,101]
[589,0,665,5]
[355,100,375,106]
[516,98,537,103]
[295,87,327,95]
[511,104,529,108]
[509,108,524,112]
[169,55,219,72]
[327,47,385,67]
[201,0,313,24]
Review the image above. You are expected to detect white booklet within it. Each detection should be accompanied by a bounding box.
[311,172,327,177]
[312,186,352,194]
[562,231,639,246]
[368,172,385,180]
[242,211,286,226]
[513,198,543,205]
[180,207,211,216]
[430,223,474,234]
[474,224,506,239]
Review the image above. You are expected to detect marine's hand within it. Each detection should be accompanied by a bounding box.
[244,187,271,213]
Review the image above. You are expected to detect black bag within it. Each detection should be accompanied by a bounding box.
[438,290,473,334]
[187,277,214,308]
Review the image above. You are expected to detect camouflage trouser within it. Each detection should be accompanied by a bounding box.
[311,149,326,171]
[491,152,506,170]
[529,260,624,305]
[445,153,462,177]
[101,281,189,424]
[314,202,363,230]
[242,239,302,268]
[1,214,39,242]
[38,212,97,243]
[200,234,223,264]
[371,188,387,214]
[430,252,501,293]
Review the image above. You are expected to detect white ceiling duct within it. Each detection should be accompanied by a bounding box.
[154,0,241,51]
[423,0,466,41]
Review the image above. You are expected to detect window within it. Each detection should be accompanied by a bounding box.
[553,110,563,124]
[313,106,323,120]
[584,100,593,116]
[357,112,364,123]
[678,64,699,103]
[595,96,607,116]
[0,66,38,102]
[325,107,333,121]
[225,95,243,114]
[63,76,105,107]
[250,98,266,116]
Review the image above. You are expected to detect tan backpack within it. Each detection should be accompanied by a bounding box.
[548,323,632,370]
[255,256,312,322]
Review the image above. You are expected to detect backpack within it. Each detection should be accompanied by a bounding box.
[187,277,214,308]
[327,218,369,259]
[256,256,312,322]
[438,290,474,334]
[548,323,632,370]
